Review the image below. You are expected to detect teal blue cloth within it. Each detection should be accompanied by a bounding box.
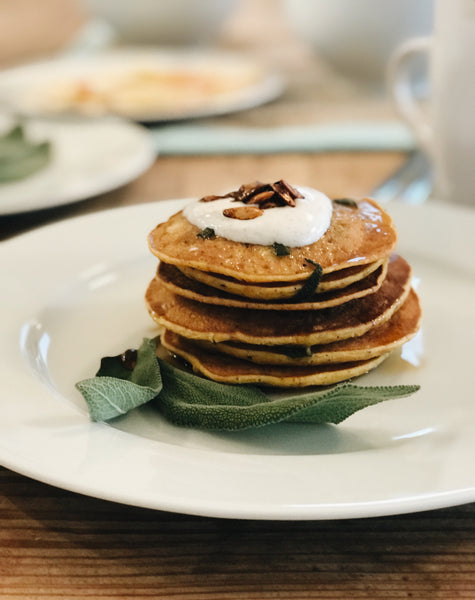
[150,120,415,156]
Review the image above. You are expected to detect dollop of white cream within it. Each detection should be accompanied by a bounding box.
[183,186,333,247]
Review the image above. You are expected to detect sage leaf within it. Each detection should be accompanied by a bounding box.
[0,122,52,183]
[76,338,162,421]
[155,359,271,429]
[155,359,419,430]
[291,259,323,302]
[273,242,290,256]
[284,383,420,425]
[333,198,358,208]
[75,337,421,430]
[197,227,216,239]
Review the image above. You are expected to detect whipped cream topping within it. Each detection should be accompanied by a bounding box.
[183,185,333,247]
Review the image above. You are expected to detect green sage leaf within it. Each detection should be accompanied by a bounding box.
[76,337,162,421]
[333,198,358,208]
[291,259,323,302]
[273,242,290,256]
[284,383,420,425]
[0,122,52,183]
[76,337,420,430]
[155,359,419,430]
[197,227,216,239]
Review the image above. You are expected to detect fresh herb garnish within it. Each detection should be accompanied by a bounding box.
[0,121,52,183]
[76,337,420,430]
[76,338,162,421]
[291,259,323,302]
[333,198,358,208]
[273,242,291,256]
[197,227,216,239]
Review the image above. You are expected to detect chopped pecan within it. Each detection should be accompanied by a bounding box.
[198,179,303,209]
[270,180,304,206]
[223,206,264,220]
[238,179,303,208]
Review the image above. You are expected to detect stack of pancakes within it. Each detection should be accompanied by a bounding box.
[145,185,421,387]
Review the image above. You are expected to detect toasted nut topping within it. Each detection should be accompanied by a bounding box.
[247,190,275,204]
[198,179,304,209]
[270,180,303,206]
[223,206,264,220]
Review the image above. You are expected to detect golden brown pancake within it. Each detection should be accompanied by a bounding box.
[179,259,385,300]
[147,198,397,283]
[146,184,420,388]
[145,254,412,346]
[161,329,389,387]
[192,289,421,365]
[156,260,388,310]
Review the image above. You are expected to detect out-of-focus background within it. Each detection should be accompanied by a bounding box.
[0,0,439,228]
[0,0,433,127]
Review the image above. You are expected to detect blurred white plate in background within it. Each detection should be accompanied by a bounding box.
[0,116,155,215]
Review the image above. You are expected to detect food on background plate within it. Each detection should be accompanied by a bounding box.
[32,62,265,118]
[146,180,421,387]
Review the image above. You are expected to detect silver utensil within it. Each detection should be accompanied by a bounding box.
[371,150,433,203]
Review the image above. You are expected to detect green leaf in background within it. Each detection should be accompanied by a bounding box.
[1,123,24,144]
[75,337,420,430]
[75,338,162,421]
[0,121,52,183]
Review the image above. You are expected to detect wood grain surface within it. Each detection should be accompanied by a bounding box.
[1,464,475,599]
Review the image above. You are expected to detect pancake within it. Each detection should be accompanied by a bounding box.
[148,198,397,283]
[161,329,389,387]
[146,182,420,389]
[192,288,421,365]
[146,254,412,347]
[179,259,385,300]
[156,260,388,310]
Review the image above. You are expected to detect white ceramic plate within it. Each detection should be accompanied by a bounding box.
[0,48,284,123]
[0,199,474,520]
[0,116,155,215]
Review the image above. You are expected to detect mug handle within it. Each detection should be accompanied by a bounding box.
[387,36,433,154]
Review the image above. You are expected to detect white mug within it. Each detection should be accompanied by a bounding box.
[388,0,475,206]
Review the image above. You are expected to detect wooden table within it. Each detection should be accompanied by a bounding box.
[1,460,474,600]
[2,2,475,598]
